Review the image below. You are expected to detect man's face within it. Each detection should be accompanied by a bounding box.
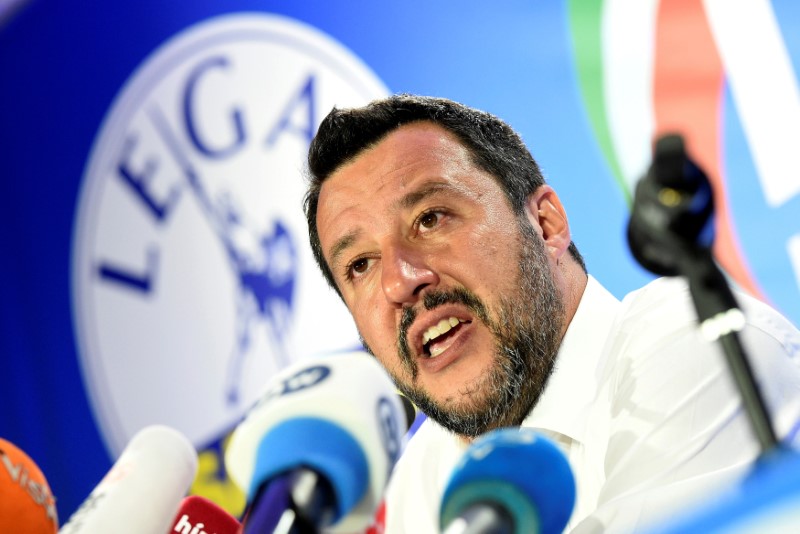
[315,122,565,436]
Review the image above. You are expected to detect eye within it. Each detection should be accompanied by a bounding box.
[352,258,369,274]
[344,256,374,282]
[417,210,441,230]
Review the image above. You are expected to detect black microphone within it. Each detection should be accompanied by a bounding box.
[627,133,779,454]
[627,133,714,277]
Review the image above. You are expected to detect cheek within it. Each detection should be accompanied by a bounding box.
[359,311,410,380]
[352,297,394,350]
[459,227,517,275]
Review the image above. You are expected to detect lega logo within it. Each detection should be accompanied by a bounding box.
[72,12,387,456]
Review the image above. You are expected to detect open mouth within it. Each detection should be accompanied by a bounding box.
[422,317,469,357]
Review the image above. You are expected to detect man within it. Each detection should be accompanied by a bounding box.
[303,94,800,532]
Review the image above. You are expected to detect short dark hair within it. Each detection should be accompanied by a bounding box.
[304,94,586,293]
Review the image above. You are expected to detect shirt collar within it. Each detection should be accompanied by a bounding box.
[522,275,621,443]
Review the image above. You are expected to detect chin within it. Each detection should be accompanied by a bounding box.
[423,366,492,406]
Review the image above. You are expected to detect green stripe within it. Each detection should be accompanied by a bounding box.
[567,0,632,206]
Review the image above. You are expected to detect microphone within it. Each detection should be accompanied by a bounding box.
[225,351,409,533]
[627,133,779,453]
[59,425,198,534]
[648,448,800,533]
[627,133,715,277]
[0,438,58,533]
[440,428,576,534]
[169,495,241,534]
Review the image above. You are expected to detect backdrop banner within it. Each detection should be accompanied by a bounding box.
[1,0,798,520]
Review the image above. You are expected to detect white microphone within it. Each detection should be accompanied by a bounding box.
[225,351,408,533]
[59,425,198,534]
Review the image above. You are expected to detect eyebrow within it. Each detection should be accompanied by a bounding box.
[397,182,452,210]
[326,181,456,272]
[329,231,359,274]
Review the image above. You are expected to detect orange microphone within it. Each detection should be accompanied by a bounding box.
[0,438,58,534]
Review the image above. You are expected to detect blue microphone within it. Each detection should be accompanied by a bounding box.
[647,447,800,534]
[225,351,410,533]
[440,428,576,534]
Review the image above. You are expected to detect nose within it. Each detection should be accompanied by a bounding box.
[381,242,438,306]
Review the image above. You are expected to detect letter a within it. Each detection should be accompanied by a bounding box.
[265,74,317,147]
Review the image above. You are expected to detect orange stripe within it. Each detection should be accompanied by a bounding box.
[653,0,763,298]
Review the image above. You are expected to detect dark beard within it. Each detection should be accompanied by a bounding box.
[362,219,565,438]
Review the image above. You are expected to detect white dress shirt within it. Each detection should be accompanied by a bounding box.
[383,276,800,533]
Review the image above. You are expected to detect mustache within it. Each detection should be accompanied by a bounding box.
[397,287,491,377]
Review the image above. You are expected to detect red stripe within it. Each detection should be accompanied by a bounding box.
[653,0,763,298]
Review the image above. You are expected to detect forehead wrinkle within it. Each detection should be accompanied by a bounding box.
[321,126,479,275]
[395,181,454,211]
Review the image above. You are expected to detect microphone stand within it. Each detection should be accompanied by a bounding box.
[627,134,778,455]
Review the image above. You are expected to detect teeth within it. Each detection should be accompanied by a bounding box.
[422,317,462,346]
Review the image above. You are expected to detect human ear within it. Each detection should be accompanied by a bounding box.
[524,185,572,260]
